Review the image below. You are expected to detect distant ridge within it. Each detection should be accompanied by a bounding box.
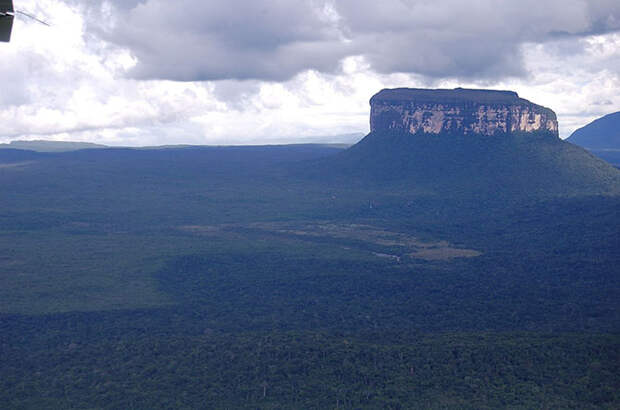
[567,111,620,150]
[567,111,620,166]
[0,134,364,152]
[0,140,107,152]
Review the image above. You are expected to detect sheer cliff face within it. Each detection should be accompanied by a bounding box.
[370,88,559,137]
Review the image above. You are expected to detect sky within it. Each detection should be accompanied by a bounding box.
[0,0,619,146]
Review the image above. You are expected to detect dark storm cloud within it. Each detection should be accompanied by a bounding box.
[84,0,620,82]
[85,0,351,81]
[334,0,620,79]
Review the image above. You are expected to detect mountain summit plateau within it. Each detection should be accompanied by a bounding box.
[370,88,558,137]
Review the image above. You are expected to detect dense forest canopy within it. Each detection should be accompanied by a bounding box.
[0,142,619,408]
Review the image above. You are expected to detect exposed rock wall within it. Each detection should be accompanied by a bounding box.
[370,88,558,137]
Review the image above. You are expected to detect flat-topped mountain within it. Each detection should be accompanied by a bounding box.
[323,87,620,197]
[370,88,558,137]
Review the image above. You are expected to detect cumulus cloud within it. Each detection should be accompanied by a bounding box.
[84,0,351,81]
[82,0,620,82]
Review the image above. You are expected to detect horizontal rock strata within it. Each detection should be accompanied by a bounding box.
[370,88,558,137]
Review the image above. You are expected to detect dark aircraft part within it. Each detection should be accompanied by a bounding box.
[0,14,13,42]
[0,0,13,13]
[0,1,50,43]
[0,0,13,42]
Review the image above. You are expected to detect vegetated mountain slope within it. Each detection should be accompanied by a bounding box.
[318,130,620,199]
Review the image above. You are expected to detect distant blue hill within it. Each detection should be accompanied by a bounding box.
[567,112,620,166]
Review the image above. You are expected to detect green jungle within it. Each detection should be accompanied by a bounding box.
[0,137,619,409]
